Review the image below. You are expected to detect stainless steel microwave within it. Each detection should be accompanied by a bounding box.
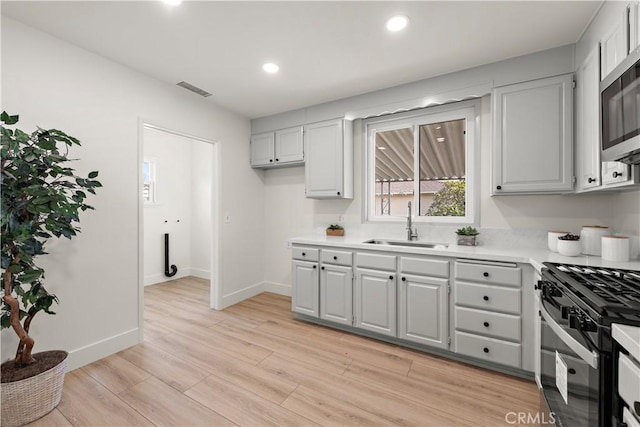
[600,46,640,164]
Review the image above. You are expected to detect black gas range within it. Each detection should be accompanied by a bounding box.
[538,262,640,427]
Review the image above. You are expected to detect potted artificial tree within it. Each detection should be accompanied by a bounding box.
[1,112,101,426]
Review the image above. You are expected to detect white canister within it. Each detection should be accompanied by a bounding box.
[558,239,582,257]
[548,231,570,252]
[581,225,610,256]
[601,236,630,262]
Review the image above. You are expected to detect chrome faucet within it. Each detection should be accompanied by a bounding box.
[406,202,418,241]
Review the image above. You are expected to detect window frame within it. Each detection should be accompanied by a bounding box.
[363,99,480,225]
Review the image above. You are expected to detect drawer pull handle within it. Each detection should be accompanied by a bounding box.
[483,347,489,353]
[483,296,489,301]
[312,265,317,269]
[389,275,394,280]
[496,185,502,190]
[613,171,622,178]
[302,252,306,256]
[401,277,406,281]
[333,256,337,260]
[567,368,576,375]
[483,272,489,277]
[587,177,596,183]
[483,321,490,328]
[321,266,325,270]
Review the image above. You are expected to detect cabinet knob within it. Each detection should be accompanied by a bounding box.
[568,368,576,375]
[587,177,596,183]
[269,159,273,162]
[483,272,489,277]
[483,347,489,353]
[496,185,502,190]
[483,295,489,301]
[275,158,279,162]
[312,265,317,269]
[634,402,640,416]
[302,252,306,256]
[389,275,394,280]
[483,321,490,328]
[613,171,622,178]
[337,191,341,196]
[321,266,325,270]
[333,256,337,260]
[401,277,406,281]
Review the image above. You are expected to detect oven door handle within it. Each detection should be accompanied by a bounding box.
[540,300,599,369]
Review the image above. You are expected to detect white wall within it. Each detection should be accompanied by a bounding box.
[143,127,212,286]
[1,17,265,370]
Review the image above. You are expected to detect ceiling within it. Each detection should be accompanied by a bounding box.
[2,1,601,119]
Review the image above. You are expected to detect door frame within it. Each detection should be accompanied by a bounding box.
[137,120,222,342]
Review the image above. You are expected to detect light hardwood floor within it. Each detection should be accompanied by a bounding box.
[28,277,540,427]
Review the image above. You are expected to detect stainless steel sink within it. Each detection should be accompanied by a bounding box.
[362,239,448,249]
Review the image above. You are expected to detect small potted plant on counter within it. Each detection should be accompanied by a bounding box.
[557,233,582,257]
[456,226,479,246]
[326,224,345,237]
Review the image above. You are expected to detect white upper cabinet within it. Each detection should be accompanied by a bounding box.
[304,118,353,199]
[251,126,304,168]
[492,74,574,194]
[576,46,602,191]
[250,132,275,167]
[628,1,640,53]
[600,11,628,80]
[274,126,304,164]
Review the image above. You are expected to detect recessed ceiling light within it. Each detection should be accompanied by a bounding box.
[436,137,446,142]
[377,146,386,150]
[386,15,409,32]
[262,63,279,74]
[162,0,182,6]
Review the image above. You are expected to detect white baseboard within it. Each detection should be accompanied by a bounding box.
[144,268,193,286]
[263,281,291,296]
[190,268,210,280]
[67,328,139,371]
[219,282,264,309]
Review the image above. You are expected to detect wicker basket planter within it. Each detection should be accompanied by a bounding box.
[326,228,344,236]
[1,351,68,427]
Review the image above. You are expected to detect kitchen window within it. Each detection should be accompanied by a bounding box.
[364,100,479,224]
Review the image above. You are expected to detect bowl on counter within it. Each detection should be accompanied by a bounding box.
[548,231,569,252]
[558,238,582,257]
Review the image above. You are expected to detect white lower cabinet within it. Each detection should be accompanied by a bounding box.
[398,274,448,349]
[320,264,353,325]
[354,268,396,337]
[291,259,319,317]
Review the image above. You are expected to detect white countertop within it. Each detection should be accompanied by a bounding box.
[289,234,640,272]
[613,324,640,361]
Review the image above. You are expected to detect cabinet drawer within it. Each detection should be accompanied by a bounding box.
[356,252,396,271]
[400,256,449,278]
[619,353,640,413]
[321,249,353,266]
[455,331,521,369]
[454,306,521,342]
[455,282,521,315]
[455,261,521,287]
[292,247,319,262]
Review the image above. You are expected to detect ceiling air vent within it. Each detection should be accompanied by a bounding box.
[176,81,212,98]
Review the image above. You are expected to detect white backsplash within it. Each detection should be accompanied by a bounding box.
[310,221,640,260]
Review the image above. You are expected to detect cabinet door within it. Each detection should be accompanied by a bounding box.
[398,274,448,349]
[292,260,319,317]
[602,161,632,185]
[576,46,602,191]
[320,264,353,325]
[275,126,304,165]
[250,132,275,167]
[601,16,627,80]
[354,268,396,337]
[492,74,573,194]
[304,119,344,198]
[631,1,640,53]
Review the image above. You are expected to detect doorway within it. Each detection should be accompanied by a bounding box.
[138,122,221,340]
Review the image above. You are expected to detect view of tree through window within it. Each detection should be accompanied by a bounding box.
[373,118,466,217]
